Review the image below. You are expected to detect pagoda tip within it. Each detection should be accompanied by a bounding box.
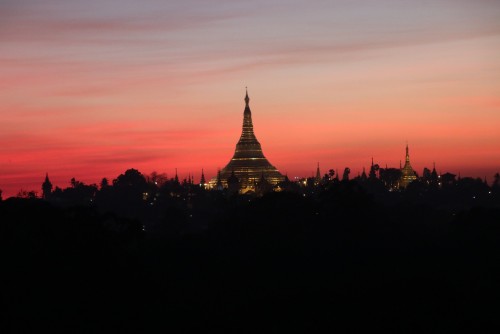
[244,87,249,105]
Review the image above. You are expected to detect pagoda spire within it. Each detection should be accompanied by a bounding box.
[216,169,223,191]
[239,88,259,145]
[361,167,367,180]
[315,162,322,185]
[200,168,206,187]
[42,172,53,200]
[400,143,417,188]
[210,89,284,191]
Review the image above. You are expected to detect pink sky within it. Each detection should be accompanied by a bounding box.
[1,0,500,198]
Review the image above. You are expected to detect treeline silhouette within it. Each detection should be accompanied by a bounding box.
[2,168,500,333]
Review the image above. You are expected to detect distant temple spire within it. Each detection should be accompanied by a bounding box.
[361,167,367,180]
[216,169,223,191]
[42,172,52,200]
[227,169,240,194]
[369,157,379,179]
[315,162,321,184]
[400,143,417,188]
[200,168,206,188]
[431,162,438,181]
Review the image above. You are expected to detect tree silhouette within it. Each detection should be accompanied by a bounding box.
[328,169,335,179]
[342,167,351,181]
[100,177,109,189]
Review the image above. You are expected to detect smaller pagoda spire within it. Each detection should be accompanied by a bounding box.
[431,162,438,180]
[200,168,206,188]
[315,162,321,184]
[361,167,367,180]
[227,169,239,185]
[42,172,53,200]
[216,169,223,191]
[400,143,417,188]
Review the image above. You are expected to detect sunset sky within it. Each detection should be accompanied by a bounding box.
[1,0,499,198]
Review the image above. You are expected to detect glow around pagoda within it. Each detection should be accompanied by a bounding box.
[209,89,285,192]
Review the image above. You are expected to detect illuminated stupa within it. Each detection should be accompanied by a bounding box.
[210,89,284,192]
[399,144,417,188]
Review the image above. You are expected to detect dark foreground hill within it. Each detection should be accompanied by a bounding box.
[1,186,500,333]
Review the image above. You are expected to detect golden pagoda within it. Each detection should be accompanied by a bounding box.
[210,89,284,192]
[399,144,417,188]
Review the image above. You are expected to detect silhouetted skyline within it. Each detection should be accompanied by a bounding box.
[0,88,498,198]
[1,0,499,198]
